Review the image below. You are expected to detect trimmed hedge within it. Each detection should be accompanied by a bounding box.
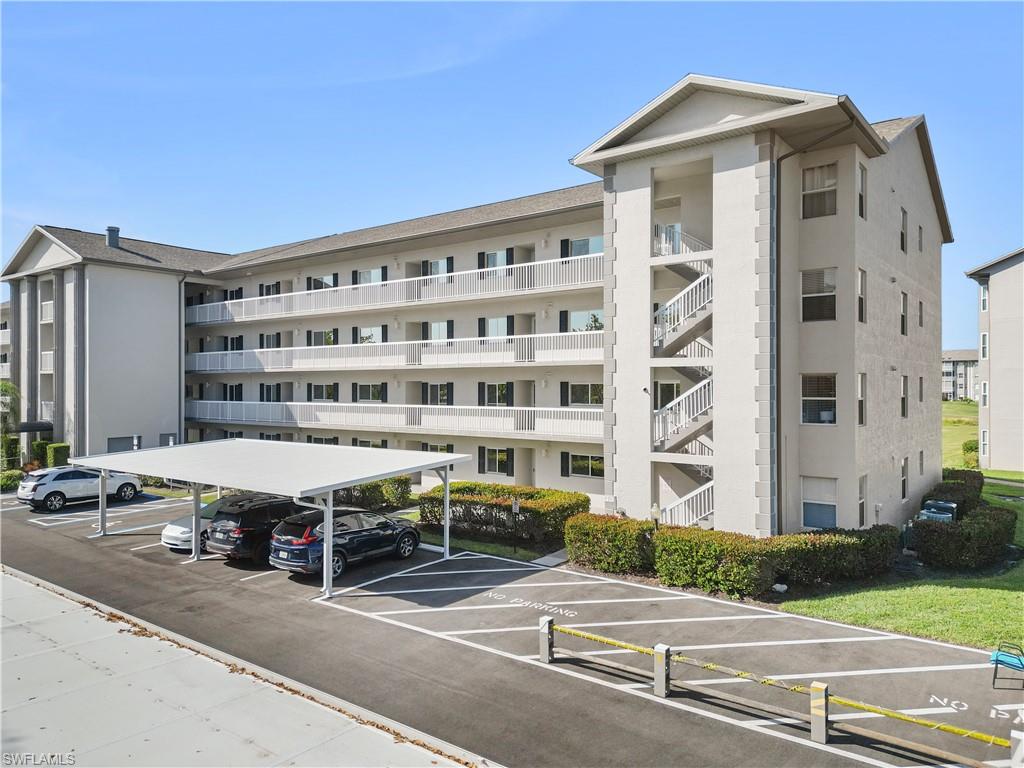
[763,525,901,584]
[1,434,19,470]
[564,514,654,573]
[46,443,70,469]
[420,481,590,545]
[655,527,774,598]
[335,475,412,512]
[962,439,979,455]
[0,469,23,493]
[31,440,51,467]
[914,507,1017,569]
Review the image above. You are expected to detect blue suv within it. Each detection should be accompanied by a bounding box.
[269,507,419,578]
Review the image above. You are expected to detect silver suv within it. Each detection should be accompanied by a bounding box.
[17,467,142,511]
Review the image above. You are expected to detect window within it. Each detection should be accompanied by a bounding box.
[980,332,989,360]
[260,383,282,403]
[918,300,923,328]
[919,449,925,476]
[357,383,383,402]
[311,330,336,346]
[917,225,923,252]
[918,376,924,403]
[900,292,908,335]
[425,383,452,406]
[857,268,867,323]
[227,335,244,351]
[483,317,511,337]
[801,374,837,425]
[309,274,337,290]
[569,383,604,406]
[800,268,837,321]
[425,321,450,340]
[310,384,336,402]
[802,163,837,218]
[357,326,384,344]
[801,477,838,529]
[655,381,682,410]
[857,164,867,219]
[259,332,282,349]
[223,287,243,301]
[857,373,867,426]
[568,453,604,478]
[981,381,989,407]
[223,383,243,402]
[900,376,908,418]
[858,475,868,527]
[900,457,909,500]
[981,430,989,457]
[483,250,509,269]
[485,447,509,474]
[423,443,452,453]
[354,438,387,448]
[259,432,282,441]
[355,267,384,285]
[900,208,908,253]
[0,320,7,330]
[260,281,281,297]
[484,383,509,407]
[226,430,243,439]
[980,284,989,311]
[424,258,450,276]
[307,435,339,445]
[568,309,604,332]
[568,236,604,257]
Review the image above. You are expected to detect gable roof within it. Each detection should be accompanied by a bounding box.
[210,182,603,272]
[966,246,1024,280]
[942,349,978,362]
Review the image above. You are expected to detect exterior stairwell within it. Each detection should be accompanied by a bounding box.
[653,273,713,357]
[652,378,713,453]
[661,481,714,527]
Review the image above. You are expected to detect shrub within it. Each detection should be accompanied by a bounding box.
[941,468,985,496]
[914,507,1017,569]
[31,440,51,467]
[419,481,590,545]
[763,532,864,584]
[564,514,655,573]
[961,439,979,455]
[1,434,19,470]
[924,481,982,517]
[381,475,412,509]
[843,525,902,575]
[963,452,980,470]
[654,527,774,597]
[335,475,413,512]
[0,469,23,492]
[140,475,167,488]
[46,443,70,468]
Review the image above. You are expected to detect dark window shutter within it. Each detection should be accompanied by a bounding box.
[222,383,227,400]
[421,321,428,340]
[352,327,359,344]
[306,435,312,443]
[446,443,454,454]
[198,338,204,353]
[477,252,485,270]
[506,448,515,477]
[259,383,265,402]
[259,284,265,297]
[478,382,486,406]
[446,256,454,274]
[381,324,388,343]
[560,382,569,407]
[560,238,571,258]
[505,247,514,264]
[446,319,454,339]
[352,383,358,401]
[505,382,514,406]
[380,382,388,403]
[274,282,280,293]
[351,270,358,285]
[478,447,486,474]
[446,382,454,405]
[352,437,359,446]
[274,332,281,347]
[478,317,486,337]
[332,328,339,346]
[259,333,264,349]
[307,383,313,401]
[306,277,312,291]
[506,315,514,336]
[275,383,281,402]
[559,310,569,333]
[332,272,338,288]
[222,290,228,302]
[421,260,429,276]
[333,382,340,402]
[381,439,388,449]
[421,382,428,404]
[306,330,313,346]
[561,452,570,477]
[380,266,388,282]
[421,442,429,451]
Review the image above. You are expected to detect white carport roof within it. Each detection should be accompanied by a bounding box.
[71,438,472,498]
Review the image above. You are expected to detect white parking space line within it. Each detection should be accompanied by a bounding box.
[683,662,991,686]
[129,542,165,551]
[390,567,546,577]
[992,703,1024,711]
[546,596,695,606]
[346,581,599,597]
[239,570,281,582]
[671,635,897,652]
[178,555,224,564]
[444,615,782,636]
[330,556,447,597]
[88,521,172,539]
[375,604,529,616]
[744,706,959,727]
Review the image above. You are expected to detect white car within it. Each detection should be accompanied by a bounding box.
[17,466,142,511]
[160,502,217,551]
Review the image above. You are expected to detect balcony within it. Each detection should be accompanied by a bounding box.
[185,400,604,442]
[653,224,711,258]
[39,350,54,374]
[185,331,604,373]
[0,363,9,379]
[185,254,603,326]
[0,329,10,345]
[40,400,54,422]
[40,301,54,324]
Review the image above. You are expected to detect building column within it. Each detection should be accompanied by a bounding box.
[67,264,87,456]
[9,284,21,392]
[51,270,65,443]
[19,276,38,457]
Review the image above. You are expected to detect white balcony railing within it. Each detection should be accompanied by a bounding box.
[653,378,713,446]
[653,273,713,347]
[186,400,604,442]
[653,224,712,257]
[0,363,9,380]
[662,481,714,527]
[0,329,10,345]
[39,350,54,374]
[39,301,54,323]
[185,254,604,326]
[185,331,604,373]
[40,400,54,422]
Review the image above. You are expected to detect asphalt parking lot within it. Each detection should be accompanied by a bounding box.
[2,494,1021,768]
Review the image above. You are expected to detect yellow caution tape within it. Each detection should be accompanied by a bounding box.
[552,624,654,656]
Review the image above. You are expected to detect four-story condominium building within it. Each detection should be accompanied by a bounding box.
[1,75,953,533]
[941,349,979,401]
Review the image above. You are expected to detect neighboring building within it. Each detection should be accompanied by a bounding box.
[0,301,10,380]
[967,247,1024,472]
[1,75,952,532]
[941,349,978,401]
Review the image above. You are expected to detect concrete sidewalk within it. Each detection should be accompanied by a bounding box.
[0,572,474,767]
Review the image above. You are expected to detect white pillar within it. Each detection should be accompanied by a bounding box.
[322,493,334,598]
[539,616,554,663]
[442,467,451,559]
[810,681,829,744]
[191,483,202,561]
[98,469,108,536]
[653,643,671,698]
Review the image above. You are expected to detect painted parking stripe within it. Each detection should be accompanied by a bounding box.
[129,542,165,551]
[683,662,991,686]
[88,521,171,538]
[546,596,695,606]
[345,581,599,597]
[239,570,281,582]
[744,706,959,727]
[992,703,1024,711]
[519,635,896,660]
[330,555,447,597]
[390,566,546,577]
[444,615,781,635]
[178,555,223,564]
[375,604,530,616]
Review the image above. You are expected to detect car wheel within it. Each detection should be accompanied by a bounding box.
[200,530,209,553]
[43,492,66,512]
[116,483,137,502]
[395,532,417,559]
[331,553,347,578]
[253,540,271,564]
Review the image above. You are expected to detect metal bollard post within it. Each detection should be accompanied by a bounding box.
[1011,730,1023,768]
[653,643,671,698]
[810,682,829,744]
[539,616,554,663]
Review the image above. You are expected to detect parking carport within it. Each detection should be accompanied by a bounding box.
[71,439,471,597]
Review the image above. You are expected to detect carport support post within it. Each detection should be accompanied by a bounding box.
[322,493,334,599]
[653,643,671,698]
[539,616,554,663]
[442,466,450,560]
[1011,730,1023,768]
[190,483,202,562]
[98,470,108,536]
[810,681,829,744]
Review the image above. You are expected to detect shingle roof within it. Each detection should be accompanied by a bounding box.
[39,226,230,273]
[870,116,921,141]
[210,182,604,273]
[942,349,978,362]
[966,246,1024,279]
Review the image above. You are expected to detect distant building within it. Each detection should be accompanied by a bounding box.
[941,349,978,401]
[966,247,1024,472]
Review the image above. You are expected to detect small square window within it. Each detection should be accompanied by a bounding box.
[801,374,837,425]
[802,164,838,218]
[801,268,837,321]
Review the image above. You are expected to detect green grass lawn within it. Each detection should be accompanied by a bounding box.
[941,400,978,468]
[143,486,219,504]
[780,481,1024,649]
[399,508,547,562]
[983,468,1024,483]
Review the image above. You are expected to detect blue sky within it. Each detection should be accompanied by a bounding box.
[2,2,1021,348]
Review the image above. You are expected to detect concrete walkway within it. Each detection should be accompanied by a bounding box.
[0,572,475,767]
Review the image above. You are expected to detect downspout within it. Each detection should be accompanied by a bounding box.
[773,116,854,535]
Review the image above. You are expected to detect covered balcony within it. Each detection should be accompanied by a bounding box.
[0,329,10,345]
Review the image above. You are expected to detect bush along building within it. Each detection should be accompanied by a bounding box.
[0,75,952,534]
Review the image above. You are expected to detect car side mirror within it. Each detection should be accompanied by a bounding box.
[376,521,390,529]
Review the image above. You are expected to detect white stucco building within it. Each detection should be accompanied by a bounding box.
[967,247,1024,472]
[1,75,953,532]
[941,349,979,401]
